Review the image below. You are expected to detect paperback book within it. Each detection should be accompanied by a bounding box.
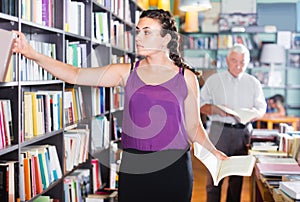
[216,105,258,124]
[193,142,256,186]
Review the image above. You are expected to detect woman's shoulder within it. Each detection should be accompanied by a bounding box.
[184,68,197,79]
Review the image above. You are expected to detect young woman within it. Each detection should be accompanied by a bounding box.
[12,9,227,202]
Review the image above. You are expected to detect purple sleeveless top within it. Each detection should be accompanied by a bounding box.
[121,61,190,151]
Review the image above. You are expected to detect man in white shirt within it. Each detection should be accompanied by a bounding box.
[200,43,266,202]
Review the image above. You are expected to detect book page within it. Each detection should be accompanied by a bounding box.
[234,108,258,124]
[216,105,257,124]
[217,155,256,185]
[216,105,239,117]
[193,142,221,186]
[194,143,256,186]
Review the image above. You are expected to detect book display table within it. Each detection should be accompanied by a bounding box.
[252,162,300,202]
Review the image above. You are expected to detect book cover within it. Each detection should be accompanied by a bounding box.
[23,157,32,201]
[193,142,256,186]
[279,181,300,199]
[215,105,258,124]
[0,29,15,82]
[256,163,300,176]
[32,155,43,194]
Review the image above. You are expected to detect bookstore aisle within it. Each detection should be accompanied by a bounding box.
[191,149,251,202]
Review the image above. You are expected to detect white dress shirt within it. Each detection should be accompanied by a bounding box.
[200,70,267,124]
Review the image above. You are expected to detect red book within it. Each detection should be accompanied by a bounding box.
[32,155,43,194]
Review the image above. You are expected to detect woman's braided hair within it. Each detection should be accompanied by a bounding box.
[140,9,194,72]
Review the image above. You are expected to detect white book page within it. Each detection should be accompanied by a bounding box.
[194,143,256,186]
[193,143,221,185]
[218,155,256,185]
[234,108,258,124]
[216,105,257,124]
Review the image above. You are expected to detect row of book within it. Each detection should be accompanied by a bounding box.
[64,169,91,202]
[23,88,87,140]
[0,0,17,16]
[92,11,134,51]
[91,87,106,116]
[21,0,55,27]
[24,90,62,139]
[111,20,134,51]
[20,40,57,81]
[184,35,218,50]
[64,0,85,36]
[64,127,90,172]
[94,0,132,24]
[250,130,300,157]
[20,144,62,201]
[0,99,13,149]
[91,116,110,154]
[111,85,124,111]
[92,12,110,45]
[217,34,254,50]
[66,41,88,68]
[65,87,86,125]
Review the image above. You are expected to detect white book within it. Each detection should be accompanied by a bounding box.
[252,142,278,151]
[279,181,300,199]
[193,142,256,186]
[48,145,63,180]
[257,156,298,164]
[0,29,15,82]
[216,105,258,125]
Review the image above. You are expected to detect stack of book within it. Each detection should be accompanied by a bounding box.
[279,181,300,201]
[252,142,279,151]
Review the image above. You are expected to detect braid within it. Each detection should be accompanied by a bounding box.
[140,9,194,73]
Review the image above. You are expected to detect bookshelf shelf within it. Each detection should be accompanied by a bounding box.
[0,144,18,156]
[0,0,140,201]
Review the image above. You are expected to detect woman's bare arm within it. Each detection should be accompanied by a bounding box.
[184,70,227,160]
[12,31,130,87]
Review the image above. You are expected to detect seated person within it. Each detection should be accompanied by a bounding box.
[263,94,286,118]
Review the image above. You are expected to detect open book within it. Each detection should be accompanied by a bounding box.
[216,105,258,124]
[193,142,256,186]
[0,29,15,82]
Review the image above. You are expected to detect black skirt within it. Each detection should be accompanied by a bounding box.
[118,148,193,202]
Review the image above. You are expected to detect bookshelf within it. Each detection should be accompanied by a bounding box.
[182,31,300,117]
[0,0,140,201]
